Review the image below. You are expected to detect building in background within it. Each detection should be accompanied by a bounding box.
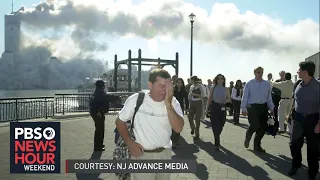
[305,52,320,78]
[1,13,22,69]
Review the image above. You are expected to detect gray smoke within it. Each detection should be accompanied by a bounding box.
[17,0,319,53]
[0,0,318,90]
[0,45,104,89]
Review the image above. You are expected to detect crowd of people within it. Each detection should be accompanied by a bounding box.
[89,61,319,180]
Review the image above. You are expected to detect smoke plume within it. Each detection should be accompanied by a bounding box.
[0,0,319,89]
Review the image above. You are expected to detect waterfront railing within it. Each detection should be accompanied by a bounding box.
[0,92,135,122]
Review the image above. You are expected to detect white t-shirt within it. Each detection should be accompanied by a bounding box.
[118,92,184,150]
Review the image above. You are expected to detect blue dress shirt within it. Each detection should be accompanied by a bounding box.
[241,79,274,112]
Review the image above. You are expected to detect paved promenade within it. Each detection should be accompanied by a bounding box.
[0,114,316,180]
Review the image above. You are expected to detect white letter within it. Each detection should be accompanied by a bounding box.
[14,128,24,139]
[33,127,42,140]
[74,163,79,169]
[24,128,34,139]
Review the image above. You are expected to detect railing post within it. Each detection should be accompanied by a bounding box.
[62,95,65,115]
[15,99,18,121]
[52,100,55,117]
[45,98,48,119]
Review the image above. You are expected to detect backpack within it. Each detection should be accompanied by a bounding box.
[113,92,145,180]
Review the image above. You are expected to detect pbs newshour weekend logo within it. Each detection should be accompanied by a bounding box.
[10,122,61,173]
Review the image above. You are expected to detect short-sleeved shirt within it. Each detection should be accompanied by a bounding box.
[118,92,183,150]
[294,78,320,114]
[292,80,302,98]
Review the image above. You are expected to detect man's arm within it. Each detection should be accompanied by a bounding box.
[115,118,133,145]
[188,85,193,100]
[207,87,213,105]
[241,83,249,112]
[287,98,295,118]
[114,95,135,145]
[166,101,184,133]
[267,85,275,111]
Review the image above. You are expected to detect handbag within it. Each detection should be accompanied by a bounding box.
[113,92,145,180]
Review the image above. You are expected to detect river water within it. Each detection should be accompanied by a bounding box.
[0,89,79,99]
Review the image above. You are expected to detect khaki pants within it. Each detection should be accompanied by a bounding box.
[188,100,203,136]
[278,99,291,131]
[131,148,172,180]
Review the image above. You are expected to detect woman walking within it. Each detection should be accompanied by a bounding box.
[207,74,231,151]
[231,80,243,125]
[171,78,189,148]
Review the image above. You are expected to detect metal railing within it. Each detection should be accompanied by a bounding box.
[0,92,136,122]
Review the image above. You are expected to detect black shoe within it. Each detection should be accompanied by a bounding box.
[191,130,194,135]
[254,147,266,153]
[308,174,317,180]
[214,143,221,151]
[94,147,105,151]
[288,167,299,176]
[244,139,250,148]
[194,135,199,140]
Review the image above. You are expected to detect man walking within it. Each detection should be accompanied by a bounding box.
[272,73,294,133]
[115,69,184,180]
[241,67,274,152]
[287,61,319,180]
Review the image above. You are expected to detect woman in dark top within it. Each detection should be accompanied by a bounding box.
[171,78,189,148]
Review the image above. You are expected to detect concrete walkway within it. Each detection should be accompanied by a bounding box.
[0,115,316,180]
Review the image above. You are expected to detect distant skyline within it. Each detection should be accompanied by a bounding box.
[0,0,319,84]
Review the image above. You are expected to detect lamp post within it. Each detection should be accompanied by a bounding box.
[189,13,196,77]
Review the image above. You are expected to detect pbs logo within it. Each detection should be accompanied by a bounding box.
[14,127,56,140]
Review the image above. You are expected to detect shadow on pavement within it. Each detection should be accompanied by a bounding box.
[172,136,209,180]
[200,119,211,128]
[225,118,250,129]
[76,151,103,180]
[194,139,272,180]
[251,150,310,180]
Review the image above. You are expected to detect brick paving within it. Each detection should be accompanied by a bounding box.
[0,115,317,180]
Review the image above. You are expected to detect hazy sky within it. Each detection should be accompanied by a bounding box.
[0,0,319,84]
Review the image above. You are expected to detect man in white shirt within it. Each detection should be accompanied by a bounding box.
[115,69,184,180]
[272,72,294,133]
